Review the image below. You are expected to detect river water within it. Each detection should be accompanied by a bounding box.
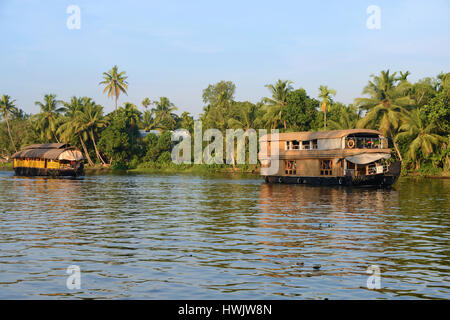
[0,170,448,299]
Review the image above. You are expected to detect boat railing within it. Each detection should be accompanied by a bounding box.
[345,137,382,149]
[367,163,389,175]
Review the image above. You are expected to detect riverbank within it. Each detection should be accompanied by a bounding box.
[1,161,449,178]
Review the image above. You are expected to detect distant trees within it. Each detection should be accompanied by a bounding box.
[0,68,448,174]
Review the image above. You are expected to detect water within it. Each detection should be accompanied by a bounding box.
[0,170,448,299]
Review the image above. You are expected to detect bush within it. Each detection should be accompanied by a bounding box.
[419,163,443,176]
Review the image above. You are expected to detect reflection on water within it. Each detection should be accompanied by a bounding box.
[0,170,448,299]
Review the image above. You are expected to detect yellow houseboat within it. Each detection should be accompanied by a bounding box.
[12,143,84,177]
[258,129,401,187]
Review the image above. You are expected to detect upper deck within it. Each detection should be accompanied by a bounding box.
[259,129,389,157]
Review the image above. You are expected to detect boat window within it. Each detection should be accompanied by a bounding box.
[312,139,318,149]
[285,141,290,150]
[292,140,300,150]
[285,160,296,175]
[302,141,310,150]
[320,159,332,175]
[345,134,381,149]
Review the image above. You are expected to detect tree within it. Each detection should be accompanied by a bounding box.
[178,111,194,133]
[327,103,360,130]
[57,97,101,166]
[151,97,178,131]
[142,97,151,110]
[396,108,446,169]
[318,85,336,129]
[202,81,236,106]
[98,110,140,166]
[0,94,18,153]
[143,109,157,132]
[99,65,128,112]
[263,79,293,129]
[33,94,66,143]
[355,70,414,161]
[74,99,108,164]
[282,89,320,131]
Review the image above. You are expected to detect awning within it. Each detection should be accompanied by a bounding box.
[58,150,84,161]
[345,153,390,165]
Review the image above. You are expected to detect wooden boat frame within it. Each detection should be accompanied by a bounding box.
[258,129,400,187]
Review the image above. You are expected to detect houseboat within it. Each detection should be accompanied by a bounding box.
[258,129,400,187]
[12,143,84,177]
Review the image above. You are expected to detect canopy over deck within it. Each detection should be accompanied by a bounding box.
[259,129,383,142]
[11,144,84,161]
[345,153,391,164]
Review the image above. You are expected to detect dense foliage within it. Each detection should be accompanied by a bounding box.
[1,66,448,175]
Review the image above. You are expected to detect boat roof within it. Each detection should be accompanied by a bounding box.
[11,144,83,161]
[259,129,383,141]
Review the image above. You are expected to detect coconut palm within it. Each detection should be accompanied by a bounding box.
[73,99,107,164]
[99,65,128,112]
[318,85,336,129]
[355,70,413,161]
[0,94,18,152]
[396,108,446,169]
[142,97,151,110]
[33,94,66,142]
[57,97,102,166]
[151,97,178,131]
[143,109,157,132]
[327,105,359,130]
[263,79,293,129]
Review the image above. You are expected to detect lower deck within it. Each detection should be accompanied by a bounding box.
[264,173,399,187]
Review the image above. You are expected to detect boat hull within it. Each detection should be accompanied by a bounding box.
[13,166,84,177]
[263,173,399,187]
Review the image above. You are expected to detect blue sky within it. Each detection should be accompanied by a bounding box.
[1,0,449,116]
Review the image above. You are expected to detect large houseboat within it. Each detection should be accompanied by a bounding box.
[258,129,400,187]
[12,143,84,177]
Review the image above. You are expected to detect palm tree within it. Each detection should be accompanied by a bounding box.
[355,70,413,161]
[142,97,151,110]
[74,99,107,165]
[151,97,178,131]
[58,97,100,166]
[318,85,336,129]
[63,96,84,118]
[0,95,18,153]
[327,105,359,130]
[263,79,293,129]
[143,109,157,132]
[33,94,66,142]
[396,109,446,169]
[99,65,128,112]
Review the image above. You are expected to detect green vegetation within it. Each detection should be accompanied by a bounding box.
[0,67,448,176]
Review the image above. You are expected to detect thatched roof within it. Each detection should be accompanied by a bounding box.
[259,129,383,141]
[11,144,84,161]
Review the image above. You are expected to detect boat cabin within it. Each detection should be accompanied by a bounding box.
[12,143,84,177]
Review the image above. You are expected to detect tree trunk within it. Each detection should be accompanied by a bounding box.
[324,111,327,129]
[4,116,17,153]
[90,129,106,165]
[80,137,95,166]
[390,130,403,162]
[115,96,118,112]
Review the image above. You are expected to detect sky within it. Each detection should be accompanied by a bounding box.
[1,0,449,117]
